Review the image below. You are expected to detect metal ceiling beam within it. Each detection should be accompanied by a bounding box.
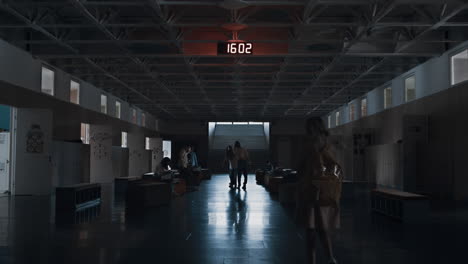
[35,52,438,58]
[7,0,459,7]
[73,71,402,76]
[146,0,216,116]
[10,38,463,45]
[1,0,465,120]
[309,1,468,114]
[284,0,399,115]
[52,62,419,67]
[3,21,468,29]
[69,0,193,116]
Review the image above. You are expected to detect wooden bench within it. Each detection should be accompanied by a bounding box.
[255,170,265,184]
[56,183,101,211]
[279,182,297,205]
[191,170,203,186]
[126,181,172,208]
[268,176,284,193]
[115,176,141,193]
[263,172,271,187]
[173,178,186,195]
[201,169,212,180]
[371,188,429,222]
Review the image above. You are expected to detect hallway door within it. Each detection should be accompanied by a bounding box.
[0,132,10,193]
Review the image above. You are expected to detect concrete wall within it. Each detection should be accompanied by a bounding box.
[127,132,151,176]
[52,141,84,187]
[112,147,129,178]
[326,40,467,127]
[0,39,163,189]
[0,39,157,130]
[330,81,468,200]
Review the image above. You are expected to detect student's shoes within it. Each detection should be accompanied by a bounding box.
[242,185,246,190]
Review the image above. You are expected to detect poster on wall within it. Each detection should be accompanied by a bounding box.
[26,124,44,153]
[90,132,112,160]
[131,149,142,159]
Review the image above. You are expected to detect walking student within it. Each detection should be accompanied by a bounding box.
[234,141,249,190]
[224,145,238,189]
[296,117,343,264]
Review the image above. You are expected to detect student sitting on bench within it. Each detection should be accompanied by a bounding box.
[155,157,173,181]
[264,160,274,173]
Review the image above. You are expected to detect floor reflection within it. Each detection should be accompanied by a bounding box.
[0,175,466,263]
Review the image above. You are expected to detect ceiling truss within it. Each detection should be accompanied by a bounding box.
[0,0,467,120]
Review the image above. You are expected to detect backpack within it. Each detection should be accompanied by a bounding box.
[311,150,343,207]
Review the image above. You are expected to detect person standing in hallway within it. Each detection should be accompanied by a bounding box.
[187,145,199,169]
[234,141,249,190]
[296,117,342,264]
[178,146,195,187]
[224,145,238,189]
[178,146,188,170]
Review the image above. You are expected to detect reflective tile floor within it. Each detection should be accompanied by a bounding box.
[0,175,467,263]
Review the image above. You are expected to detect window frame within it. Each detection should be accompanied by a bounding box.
[141,113,146,127]
[131,108,137,124]
[100,94,108,114]
[115,101,121,119]
[163,140,172,159]
[145,137,151,150]
[450,48,468,86]
[383,86,392,109]
[404,75,416,102]
[121,131,128,148]
[41,65,55,96]
[70,79,80,104]
[361,97,367,117]
[80,123,90,144]
[349,103,355,122]
[335,111,340,126]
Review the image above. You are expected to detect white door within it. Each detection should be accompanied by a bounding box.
[13,109,53,195]
[0,132,10,193]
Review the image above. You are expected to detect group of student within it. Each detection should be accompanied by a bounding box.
[224,141,250,190]
[153,145,200,185]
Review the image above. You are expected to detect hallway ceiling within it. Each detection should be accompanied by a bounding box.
[1,0,468,120]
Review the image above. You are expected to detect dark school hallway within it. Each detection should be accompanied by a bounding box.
[0,175,467,263]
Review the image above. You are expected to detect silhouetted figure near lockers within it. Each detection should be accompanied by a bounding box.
[224,145,238,189]
[296,117,343,264]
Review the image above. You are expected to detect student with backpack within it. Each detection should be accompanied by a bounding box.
[296,117,343,264]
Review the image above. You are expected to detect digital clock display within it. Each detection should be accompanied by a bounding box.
[217,42,253,55]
